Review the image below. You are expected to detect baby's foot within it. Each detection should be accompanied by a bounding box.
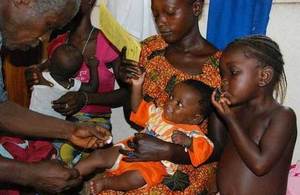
[88,179,105,195]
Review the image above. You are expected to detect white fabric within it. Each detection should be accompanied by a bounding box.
[93,0,157,41]
[29,72,81,120]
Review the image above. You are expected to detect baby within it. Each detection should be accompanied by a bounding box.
[75,72,214,194]
[30,44,99,120]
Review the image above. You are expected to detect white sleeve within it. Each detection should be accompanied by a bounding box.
[71,79,82,91]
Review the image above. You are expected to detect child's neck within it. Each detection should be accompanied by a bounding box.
[234,94,277,115]
[50,72,74,89]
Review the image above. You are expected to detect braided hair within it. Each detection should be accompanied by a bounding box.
[225,35,287,103]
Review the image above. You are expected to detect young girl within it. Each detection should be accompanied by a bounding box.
[75,76,214,194]
[211,35,297,195]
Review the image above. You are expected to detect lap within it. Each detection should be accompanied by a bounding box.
[83,162,218,195]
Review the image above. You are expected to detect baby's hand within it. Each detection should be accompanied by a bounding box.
[130,71,146,86]
[86,57,99,69]
[75,149,102,176]
[171,130,192,148]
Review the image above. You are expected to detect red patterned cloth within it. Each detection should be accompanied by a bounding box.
[0,136,54,195]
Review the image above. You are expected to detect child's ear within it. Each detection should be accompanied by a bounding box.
[259,66,274,87]
[192,0,204,16]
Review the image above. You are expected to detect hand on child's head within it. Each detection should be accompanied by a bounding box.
[86,56,99,68]
[171,130,191,147]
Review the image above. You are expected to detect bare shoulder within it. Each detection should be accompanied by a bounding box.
[269,104,297,135]
[272,105,296,123]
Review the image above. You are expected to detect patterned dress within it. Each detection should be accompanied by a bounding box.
[140,35,221,108]
[97,35,221,195]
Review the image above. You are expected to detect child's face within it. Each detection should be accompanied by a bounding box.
[220,47,262,106]
[163,83,203,124]
[151,0,199,43]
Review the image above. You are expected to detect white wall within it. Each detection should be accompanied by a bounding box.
[111,1,300,162]
[267,2,300,162]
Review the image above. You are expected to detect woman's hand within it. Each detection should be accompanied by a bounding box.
[118,133,190,163]
[119,133,171,162]
[24,160,82,193]
[69,124,112,149]
[52,91,87,116]
[117,47,143,83]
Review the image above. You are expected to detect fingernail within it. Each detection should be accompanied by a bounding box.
[105,136,113,144]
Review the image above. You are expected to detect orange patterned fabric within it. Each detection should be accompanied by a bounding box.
[108,157,168,188]
[130,100,213,170]
[140,35,221,108]
[98,162,217,195]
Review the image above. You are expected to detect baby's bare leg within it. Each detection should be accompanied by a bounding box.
[89,170,146,194]
[75,146,121,176]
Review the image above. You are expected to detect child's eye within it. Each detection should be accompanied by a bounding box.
[231,69,240,75]
[177,101,183,108]
[166,11,175,16]
[165,8,176,16]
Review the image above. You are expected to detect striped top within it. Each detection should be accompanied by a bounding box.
[130,100,214,175]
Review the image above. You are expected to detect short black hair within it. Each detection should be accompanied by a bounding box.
[49,44,83,79]
[181,79,214,117]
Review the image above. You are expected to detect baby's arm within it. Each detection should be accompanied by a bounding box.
[130,72,145,112]
[79,57,99,92]
[172,130,214,167]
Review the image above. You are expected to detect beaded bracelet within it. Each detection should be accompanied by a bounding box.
[184,131,199,152]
